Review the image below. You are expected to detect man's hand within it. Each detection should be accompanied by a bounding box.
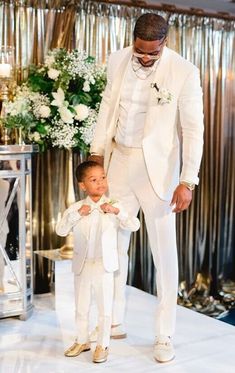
[88,154,104,166]
[170,184,193,213]
[78,204,91,216]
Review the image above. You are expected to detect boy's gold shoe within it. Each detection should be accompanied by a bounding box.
[64,342,90,357]
[93,345,109,363]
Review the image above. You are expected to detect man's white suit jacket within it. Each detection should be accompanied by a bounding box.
[90,46,204,201]
[56,197,140,275]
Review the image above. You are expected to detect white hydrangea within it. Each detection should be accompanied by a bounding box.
[48,68,60,80]
[38,105,51,118]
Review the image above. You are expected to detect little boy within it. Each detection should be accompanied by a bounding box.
[56,161,140,363]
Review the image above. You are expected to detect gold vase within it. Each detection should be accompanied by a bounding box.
[14,127,24,145]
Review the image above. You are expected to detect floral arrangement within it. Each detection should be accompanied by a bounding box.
[150,83,172,105]
[3,49,106,151]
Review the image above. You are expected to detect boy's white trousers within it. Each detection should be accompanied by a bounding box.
[74,260,113,348]
[107,145,178,337]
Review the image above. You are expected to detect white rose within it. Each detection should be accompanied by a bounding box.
[48,68,60,80]
[74,104,89,121]
[59,106,74,124]
[39,105,51,118]
[83,81,90,92]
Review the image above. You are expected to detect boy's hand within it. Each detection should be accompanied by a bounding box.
[78,204,91,216]
[100,203,120,215]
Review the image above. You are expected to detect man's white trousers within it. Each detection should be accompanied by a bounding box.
[107,145,178,337]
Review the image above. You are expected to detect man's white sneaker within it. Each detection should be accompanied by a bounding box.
[110,324,127,339]
[154,335,175,363]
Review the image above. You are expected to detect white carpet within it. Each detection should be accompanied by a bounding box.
[0,260,234,373]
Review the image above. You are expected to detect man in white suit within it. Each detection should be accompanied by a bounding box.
[90,13,204,362]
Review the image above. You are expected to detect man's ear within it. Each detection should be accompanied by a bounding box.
[79,182,86,192]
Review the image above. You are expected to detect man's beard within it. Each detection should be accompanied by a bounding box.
[138,58,156,68]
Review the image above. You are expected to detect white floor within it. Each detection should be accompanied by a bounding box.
[0,261,235,373]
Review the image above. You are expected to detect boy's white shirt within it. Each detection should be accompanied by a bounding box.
[56,195,140,274]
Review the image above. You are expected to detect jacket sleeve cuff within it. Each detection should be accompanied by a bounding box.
[116,209,129,221]
[179,174,199,185]
[68,211,82,224]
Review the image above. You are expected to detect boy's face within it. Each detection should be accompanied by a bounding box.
[79,166,108,200]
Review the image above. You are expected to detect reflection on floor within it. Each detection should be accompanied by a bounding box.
[0,261,235,373]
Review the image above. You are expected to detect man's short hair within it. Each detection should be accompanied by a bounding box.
[134,13,168,41]
[75,160,103,182]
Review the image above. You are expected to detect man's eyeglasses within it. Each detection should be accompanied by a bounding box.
[132,51,161,60]
[133,37,166,61]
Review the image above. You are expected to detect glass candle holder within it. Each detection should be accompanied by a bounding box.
[0,46,14,80]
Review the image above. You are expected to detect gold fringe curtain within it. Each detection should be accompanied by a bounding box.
[0,0,234,295]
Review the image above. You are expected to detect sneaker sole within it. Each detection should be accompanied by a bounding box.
[93,358,107,363]
[64,348,91,357]
[154,355,175,363]
[111,333,127,339]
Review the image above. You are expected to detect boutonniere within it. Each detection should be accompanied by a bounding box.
[151,83,172,105]
[107,199,118,205]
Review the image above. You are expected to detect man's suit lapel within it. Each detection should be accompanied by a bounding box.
[111,46,132,102]
[104,47,132,169]
[144,47,172,134]
[152,47,171,87]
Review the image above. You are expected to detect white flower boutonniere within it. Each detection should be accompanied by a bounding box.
[151,83,172,105]
[108,199,118,205]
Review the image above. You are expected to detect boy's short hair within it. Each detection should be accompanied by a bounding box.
[75,160,103,182]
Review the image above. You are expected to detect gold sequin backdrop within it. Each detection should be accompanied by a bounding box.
[0,0,234,295]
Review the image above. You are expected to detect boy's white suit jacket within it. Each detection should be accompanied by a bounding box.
[90,46,204,201]
[56,197,140,275]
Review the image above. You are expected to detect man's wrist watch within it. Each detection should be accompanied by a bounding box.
[180,181,195,191]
